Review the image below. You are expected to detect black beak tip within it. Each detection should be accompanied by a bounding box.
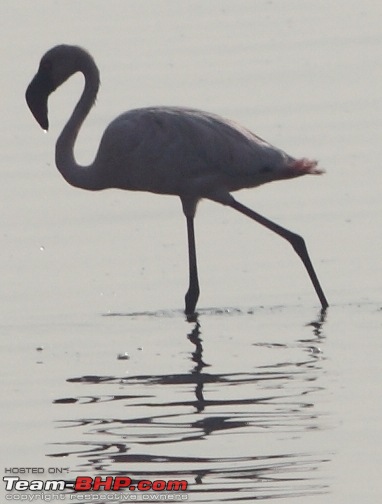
[38,116,49,131]
[25,74,51,132]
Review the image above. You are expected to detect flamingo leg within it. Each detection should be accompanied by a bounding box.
[185,216,200,315]
[228,198,329,310]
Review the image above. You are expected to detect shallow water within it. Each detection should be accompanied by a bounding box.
[1,1,382,502]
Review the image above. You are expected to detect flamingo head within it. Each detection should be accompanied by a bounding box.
[25,45,90,131]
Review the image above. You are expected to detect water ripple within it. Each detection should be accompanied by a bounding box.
[48,314,330,501]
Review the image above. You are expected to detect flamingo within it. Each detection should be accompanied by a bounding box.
[25,44,328,315]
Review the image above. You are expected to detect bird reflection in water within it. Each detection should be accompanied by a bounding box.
[49,311,330,501]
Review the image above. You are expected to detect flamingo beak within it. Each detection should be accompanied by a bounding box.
[25,69,55,131]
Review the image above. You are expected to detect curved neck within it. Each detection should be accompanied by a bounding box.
[55,56,103,190]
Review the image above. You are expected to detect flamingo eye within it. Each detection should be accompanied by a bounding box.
[40,59,52,72]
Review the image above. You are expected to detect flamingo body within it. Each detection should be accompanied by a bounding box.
[97,106,319,197]
[26,45,328,315]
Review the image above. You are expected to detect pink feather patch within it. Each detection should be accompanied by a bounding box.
[289,158,324,175]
